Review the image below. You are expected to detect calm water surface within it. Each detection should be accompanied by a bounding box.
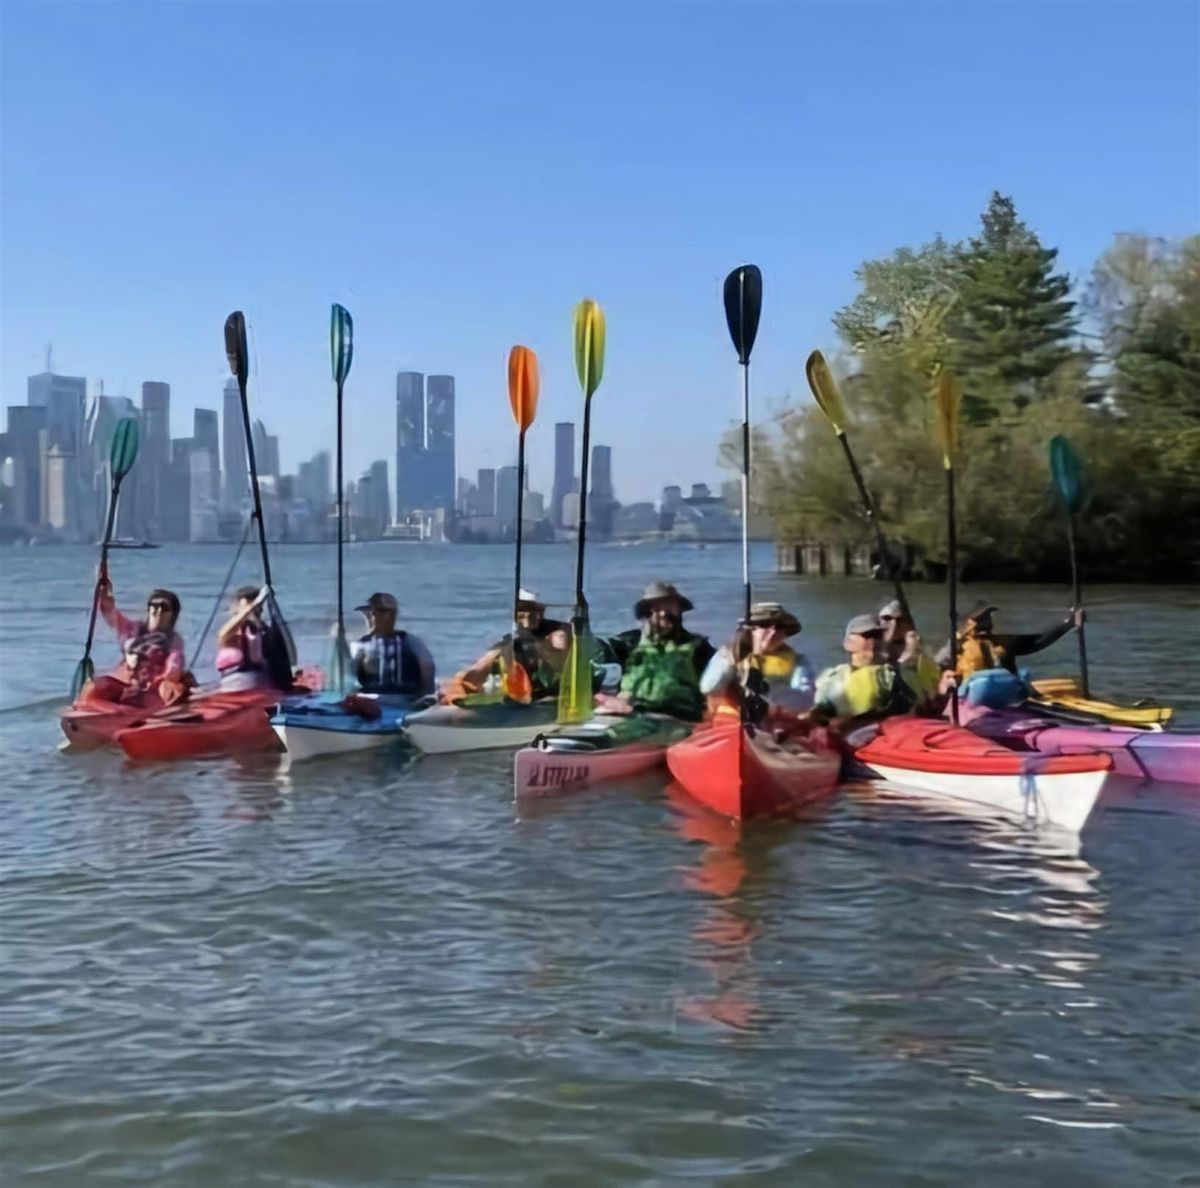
[1,542,1197,1185]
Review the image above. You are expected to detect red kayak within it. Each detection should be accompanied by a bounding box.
[851,717,1112,833]
[666,716,842,820]
[115,691,280,761]
[60,697,149,751]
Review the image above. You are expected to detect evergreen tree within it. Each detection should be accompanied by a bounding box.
[951,192,1077,420]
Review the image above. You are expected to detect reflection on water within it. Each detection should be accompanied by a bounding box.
[1,544,1197,1185]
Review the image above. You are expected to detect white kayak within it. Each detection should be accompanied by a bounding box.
[403,698,559,755]
[514,714,692,796]
[272,693,421,762]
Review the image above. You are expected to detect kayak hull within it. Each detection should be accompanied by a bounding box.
[60,701,147,751]
[853,717,1111,832]
[514,714,691,795]
[666,717,842,820]
[272,693,416,762]
[965,706,1200,786]
[404,699,559,755]
[116,693,279,761]
[1029,677,1173,729]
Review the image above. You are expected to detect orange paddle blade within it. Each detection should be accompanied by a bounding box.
[507,345,540,431]
[503,659,533,704]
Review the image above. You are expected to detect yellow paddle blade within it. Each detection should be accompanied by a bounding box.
[805,350,847,434]
[507,345,539,431]
[933,371,962,467]
[573,299,606,398]
[556,627,594,724]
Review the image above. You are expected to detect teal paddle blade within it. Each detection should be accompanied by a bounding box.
[70,656,94,702]
[110,416,140,481]
[331,304,353,385]
[1049,434,1083,513]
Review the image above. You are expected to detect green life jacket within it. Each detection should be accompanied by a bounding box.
[619,633,705,721]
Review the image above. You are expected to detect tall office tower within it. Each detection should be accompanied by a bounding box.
[28,367,87,531]
[298,450,332,511]
[40,439,74,532]
[5,405,48,530]
[222,378,248,508]
[395,370,425,515]
[368,459,390,531]
[475,468,496,517]
[552,421,575,528]
[456,476,473,513]
[590,444,615,538]
[162,438,193,541]
[495,465,519,533]
[425,375,455,512]
[189,449,219,541]
[85,395,139,539]
[138,382,171,538]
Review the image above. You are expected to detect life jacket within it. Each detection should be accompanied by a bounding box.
[815,662,913,719]
[123,625,176,690]
[619,632,706,721]
[355,631,428,695]
[512,631,566,699]
[898,652,942,707]
[710,644,800,718]
[956,632,1009,679]
[217,621,265,676]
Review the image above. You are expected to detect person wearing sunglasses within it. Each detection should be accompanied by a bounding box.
[89,568,189,708]
[810,613,916,725]
[877,599,941,710]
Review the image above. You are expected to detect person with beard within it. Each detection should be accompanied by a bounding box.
[449,589,567,701]
[595,581,715,722]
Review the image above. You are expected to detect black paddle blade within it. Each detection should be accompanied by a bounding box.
[224,311,249,386]
[723,264,762,364]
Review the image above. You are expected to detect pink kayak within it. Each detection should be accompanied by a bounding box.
[962,705,1200,786]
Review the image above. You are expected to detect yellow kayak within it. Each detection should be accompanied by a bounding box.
[1029,677,1174,729]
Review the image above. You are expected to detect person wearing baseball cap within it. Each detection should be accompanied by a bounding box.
[595,580,715,721]
[351,592,436,696]
[699,601,815,718]
[877,598,941,710]
[934,598,1084,679]
[811,612,915,722]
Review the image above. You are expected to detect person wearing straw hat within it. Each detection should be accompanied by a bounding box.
[700,601,815,717]
[351,592,436,696]
[596,581,715,722]
[450,589,568,701]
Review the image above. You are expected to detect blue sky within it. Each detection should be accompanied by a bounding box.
[2,1,1197,501]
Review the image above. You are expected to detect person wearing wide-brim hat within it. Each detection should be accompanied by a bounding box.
[350,591,437,696]
[595,580,715,722]
[933,597,1084,680]
[700,600,816,718]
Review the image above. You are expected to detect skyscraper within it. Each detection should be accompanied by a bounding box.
[138,382,170,539]
[222,379,248,509]
[395,371,425,515]
[28,368,87,534]
[251,418,280,478]
[496,465,519,534]
[5,405,47,530]
[590,444,616,539]
[475,468,496,517]
[552,421,575,528]
[425,375,455,512]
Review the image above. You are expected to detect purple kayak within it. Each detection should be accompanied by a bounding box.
[963,706,1200,785]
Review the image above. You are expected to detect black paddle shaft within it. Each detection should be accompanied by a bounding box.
[82,481,121,658]
[336,378,346,689]
[946,466,959,727]
[1064,510,1090,696]
[513,430,527,622]
[573,394,594,616]
[236,374,273,590]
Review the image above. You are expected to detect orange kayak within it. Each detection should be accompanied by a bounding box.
[115,691,279,761]
[666,716,842,820]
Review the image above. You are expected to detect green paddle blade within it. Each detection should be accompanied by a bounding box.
[1049,434,1083,513]
[934,371,962,467]
[805,350,847,434]
[70,656,94,702]
[557,623,595,724]
[224,311,249,386]
[110,416,140,481]
[573,299,606,397]
[331,304,353,385]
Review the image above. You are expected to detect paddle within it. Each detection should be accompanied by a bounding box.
[805,350,911,621]
[331,303,354,692]
[1049,434,1089,697]
[558,298,606,725]
[224,310,296,685]
[71,416,140,699]
[505,345,540,702]
[934,371,962,725]
[723,264,762,624]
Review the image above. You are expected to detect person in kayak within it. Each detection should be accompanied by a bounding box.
[700,601,815,718]
[447,589,568,701]
[595,581,715,721]
[811,613,915,723]
[936,600,1085,679]
[352,592,436,696]
[215,585,275,690]
[88,573,190,708]
[878,599,942,711]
